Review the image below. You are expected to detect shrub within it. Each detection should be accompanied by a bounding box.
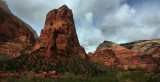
[117,71,151,82]
[149,72,160,82]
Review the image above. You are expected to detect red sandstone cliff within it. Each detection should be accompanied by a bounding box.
[0,0,37,58]
[34,5,87,60]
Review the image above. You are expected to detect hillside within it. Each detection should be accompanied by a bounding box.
[0,0,37,59]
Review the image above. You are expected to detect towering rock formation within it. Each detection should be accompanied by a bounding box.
[34,5,87,60]
[89,41,159,72]
[0,0,37,58]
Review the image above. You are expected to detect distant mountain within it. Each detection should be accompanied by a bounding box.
[89,40,160,72]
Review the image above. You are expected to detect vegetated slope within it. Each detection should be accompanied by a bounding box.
[0,50,159,82]
[0,49,120,80]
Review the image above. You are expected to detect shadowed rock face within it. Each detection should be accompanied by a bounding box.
[89,41,159,72]
[34,5,87,60]
[0,0,37,58]
[0,8,36,43]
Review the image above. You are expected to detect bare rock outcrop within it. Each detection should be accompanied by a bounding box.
[34,5,87,60]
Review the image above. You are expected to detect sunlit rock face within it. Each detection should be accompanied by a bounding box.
[121,39,160,70]
[34,5,87,60]
[97,41,126,51]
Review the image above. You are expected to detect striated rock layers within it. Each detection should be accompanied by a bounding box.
[34,5,87,60]
[0,0,37,58]
[120,39,160,71]
[120,39,160,59]
[89,41,159,72]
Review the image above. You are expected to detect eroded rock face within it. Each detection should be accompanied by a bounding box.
[120,39,160,71]
[116,51,158,72]
[89,49,121,67]
[0,8,36,43]
[0,0,37,58]
[89,41,159,72]
[34,5,87,60]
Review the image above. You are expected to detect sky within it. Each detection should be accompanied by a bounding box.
[3,0,160,53]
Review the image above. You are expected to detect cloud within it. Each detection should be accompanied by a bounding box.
[138,10,160,26]
[101,4,135,36]
[101,3,160,43]
[4,0,160,53]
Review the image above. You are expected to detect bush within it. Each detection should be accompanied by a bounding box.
[117,71,151,82]
[149,72,160,82]
[63,72,77,79]
[89,75,118,82]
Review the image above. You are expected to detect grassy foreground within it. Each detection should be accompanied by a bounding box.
[4,71,160,82]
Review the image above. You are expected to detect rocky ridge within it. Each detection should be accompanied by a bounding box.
[89,41,160,72]
[97,41,126,51]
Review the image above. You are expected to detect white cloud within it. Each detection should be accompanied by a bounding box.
[138,10,160,26]
[100,3,160,44]
[85,12,94,24]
